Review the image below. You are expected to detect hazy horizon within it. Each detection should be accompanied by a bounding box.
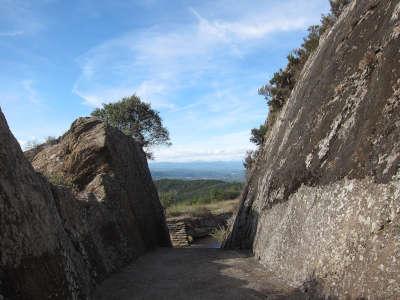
[149,160,245,181]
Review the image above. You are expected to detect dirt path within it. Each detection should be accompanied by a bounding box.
[94,247,307,299]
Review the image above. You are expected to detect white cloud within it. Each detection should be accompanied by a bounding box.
[72,0,328,162]
[72,85,136,107]
[154,147,249,162]
[73,0,324,109]
[17,138,41,151]
[0,30,24,37]
[1,0,330,162]
[21,80,41,104]
[191,7,309,41]
[153,130,256,162]
[0,79,42,106]
[17,139,27,149]
[169,83,267,131]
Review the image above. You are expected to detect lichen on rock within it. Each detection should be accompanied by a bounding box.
[225,0,400,298]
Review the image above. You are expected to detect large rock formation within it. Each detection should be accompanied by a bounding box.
[225,0,400,298]
[0,111,170,299]
[30,117,171,258]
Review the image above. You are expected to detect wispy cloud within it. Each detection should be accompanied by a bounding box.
[73,0,324,108]
[0,30,24,37]
[0,0,330,162]
[191,7,309,41]
[0,79,42,106]
[21,80,41,104]
[154,130,256,162]
[0,78,61,149]
[72,0,328,161]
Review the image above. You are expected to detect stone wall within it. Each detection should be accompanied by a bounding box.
[225,0,400,298]
[167,212,231,247]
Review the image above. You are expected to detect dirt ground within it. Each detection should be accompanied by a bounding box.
[94,246,310,300]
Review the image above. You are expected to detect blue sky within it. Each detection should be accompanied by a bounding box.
[0,0,329,162]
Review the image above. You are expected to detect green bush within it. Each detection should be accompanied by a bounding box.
[250,124,268,146]
[245,0,350,171]
[91,95,171,159]
[159,191,178,208]
[156,179,243,208]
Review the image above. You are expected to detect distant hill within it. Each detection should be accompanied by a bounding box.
[149,161,245,182]
[155,178,244,207]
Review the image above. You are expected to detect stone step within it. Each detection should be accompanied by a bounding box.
[167,219,191,248]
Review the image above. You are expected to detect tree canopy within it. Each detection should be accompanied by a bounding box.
[91,95,171,158]
[250,124,268,146]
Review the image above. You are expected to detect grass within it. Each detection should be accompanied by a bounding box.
[210,225,229,243]
[166,199,239,218]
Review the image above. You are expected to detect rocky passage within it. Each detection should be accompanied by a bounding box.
[1,0,400,298]
[94,247,311,300]
[225,0,400,298]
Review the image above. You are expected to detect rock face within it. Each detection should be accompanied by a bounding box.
[30,117,171,256]
[225,0,400,298]
[0,112,170,299]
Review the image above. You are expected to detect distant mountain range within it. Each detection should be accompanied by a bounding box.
[149,161,245,182]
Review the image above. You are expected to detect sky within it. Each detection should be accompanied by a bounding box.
[0,0,329,162]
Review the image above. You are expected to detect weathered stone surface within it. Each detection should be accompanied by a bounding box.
[0,109,89,299]
[30,117,171,254]
[225,0,400,298]
[0,111,170,299]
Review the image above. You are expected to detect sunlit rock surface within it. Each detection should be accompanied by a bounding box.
[225,0,400,298]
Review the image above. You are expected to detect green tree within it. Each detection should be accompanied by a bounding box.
[159,191,177,208]
[91,95,171,158]
[244,0,350,173]
[330,0,350,18]
[250,124,268,146]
